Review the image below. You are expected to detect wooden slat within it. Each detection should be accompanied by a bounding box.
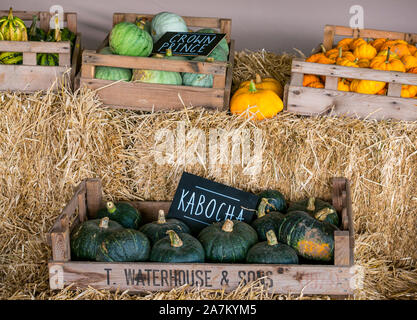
[334,231,350,266]
[66,13,77,34]
[78,192,87,223]
[80,78,225,111]
[39,12,49,32]
[50,215,71,261]
[291,59,417,86]
[222,40,235,110]
[59,53,71,67]
[345,180,355,266]
[323,25,335,51]
[82,50,227,75]
[286,85,417,121]
[220,19,232,42]
[0,41,71,53]
[325,76,338,90]
[86,179,103,218]
[23,52,37,66]
[113,13,125,26]
[48,261,353,295]
[81,63,95,79]
[325,25,417,43]
[0,65,69,92]
[290,72,303,86]
[0,11,77,23]
[70,34,82,86]
[131,201,171,224]
[387,83,402,97]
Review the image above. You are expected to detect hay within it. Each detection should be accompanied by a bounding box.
[0,50,417,300]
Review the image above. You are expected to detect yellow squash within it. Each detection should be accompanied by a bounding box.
[230,80,283,120]
[239,74,283,98]
[350,79,386,95]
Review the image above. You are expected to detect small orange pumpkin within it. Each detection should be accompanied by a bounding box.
[357,58,370,68]
[353,42,377,60]
[407,44,417,55]
[371,38,386,51]
[230,80,284,120]
[401,85,417,98]
[337,38,354,51]
[306,81,325,89]
[350,38,367,51]
[381,41,411,58]
[306,45,336,64]
[408,67,417,74]
[303,74,322,87]
[338,78,350,92]
[370,48,406,72]
[401,55,417,71]
[350,79,386,95]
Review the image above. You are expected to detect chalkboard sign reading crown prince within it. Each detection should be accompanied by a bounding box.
[167,172,259,233]
[153,32,226,56]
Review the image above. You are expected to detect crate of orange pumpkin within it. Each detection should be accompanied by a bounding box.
[284,25,417,121]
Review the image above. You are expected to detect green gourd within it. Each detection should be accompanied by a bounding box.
[276,211,338,262]
[110,21,153,57]
[132,54,182,85]
[28,15,46,41]
[252,198,285,241]
[182,56,214,88]
[150,230,205,263]
[198,219,258,263]
[37,53,59,66]
[70,217,123,260]
[257,190,287,214]
[95,47,132,81]
[139,210,191,245]
[96,201,142,229]
[150,12,188,43]
[287,197,339,227]
[196,28,229,54]
[96,229,150,262]
[246,230,299,264]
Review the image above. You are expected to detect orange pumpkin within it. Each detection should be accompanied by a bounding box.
[408,67,417,74]
[350,38,367,51]
[350,79,386,95]
[407,44,417,55]
[338,78,350,92]
[337,38,354,51]
[353,43,377,60]
[401,85,417,98]
[306,81,325,89]
[401,55,417,71]
[306,45,335,64]
[381,41,411,58]
[303,74,322,87]
[325,48,340,60]
[230,80,283,120]
[239,74,283,98]
[336,47,358,67]
[376,88,387,96]
[371,38,386,51]
[357,58,370,68]
[370,48,406,72]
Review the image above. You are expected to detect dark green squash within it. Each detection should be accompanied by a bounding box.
[198,219,258,263]
[70,217,123,261]
[139,210,191,245]
[257,189,287,214]
[246,230,299,264]
[287,197,339,226]
[150,230,205,263]
[28,15,46,41]
[97,201,142,229]
[276,211,338,262]
[252,198,285,241]
[96,229,150,262]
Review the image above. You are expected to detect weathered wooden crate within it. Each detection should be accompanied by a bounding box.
[47,177,355,296]
[0,10,81,92]
[285,25,417,121]
[79,13,234,111]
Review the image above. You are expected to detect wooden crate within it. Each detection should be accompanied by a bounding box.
[47,177,355,296]
[285,25,417,121]
[79,13,234,111]
[0,10,81,92]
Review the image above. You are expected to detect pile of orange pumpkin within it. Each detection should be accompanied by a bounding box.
[303,38,417,98]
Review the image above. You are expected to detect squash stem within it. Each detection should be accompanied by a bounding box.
[314,207,335,222]
[8,7,13,20]
[167,230,183,247]
[157,210,166,224]
[222,219,234,232]
[166,48,173,57]
[320,44,327,54]
[106,201,117,214]
[255,74,262,84]
[386,47,391,63]
[266,230,278,246]
[257,198,270,218]
[99,217,109,229]
[248,80,257,93]
[338,47,343,58]
[307,197,315,212]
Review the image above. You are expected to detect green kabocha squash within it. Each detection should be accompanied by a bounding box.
[95,47,132,81]
[150,230,205,263]
[97,201,142,229]
[208,46,228,62]
[198,219,258,263]
[28,15,46,41]
[257,190,287,214]
[196,28,229,54]
[287,197,339,227]
[96,229,150,262]
[246,230,299,264]
[277,211,338,262]
[70,217,123,260]
[251,199,285,241]
[150,12,188,43]
[0,51,22,65]
[139,210,191,245]
[110,21,153,57]
[132,54,182,85]
[37,53,59,66]
[182,56,214,88]
[0,7,27,41]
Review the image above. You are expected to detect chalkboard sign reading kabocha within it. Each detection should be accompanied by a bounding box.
[152,32,226,56]
[167,172,259,233]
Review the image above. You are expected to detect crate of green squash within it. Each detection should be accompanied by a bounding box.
[0,8,81,92]
[47,177,355,297]
[79,12,233,111]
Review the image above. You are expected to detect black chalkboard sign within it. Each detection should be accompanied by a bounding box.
[152,32,226,56]
[167,172,259,233]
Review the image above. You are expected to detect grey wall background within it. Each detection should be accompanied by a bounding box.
[2,0,417,55]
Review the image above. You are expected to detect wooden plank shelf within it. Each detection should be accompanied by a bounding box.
[47,177,355,296]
